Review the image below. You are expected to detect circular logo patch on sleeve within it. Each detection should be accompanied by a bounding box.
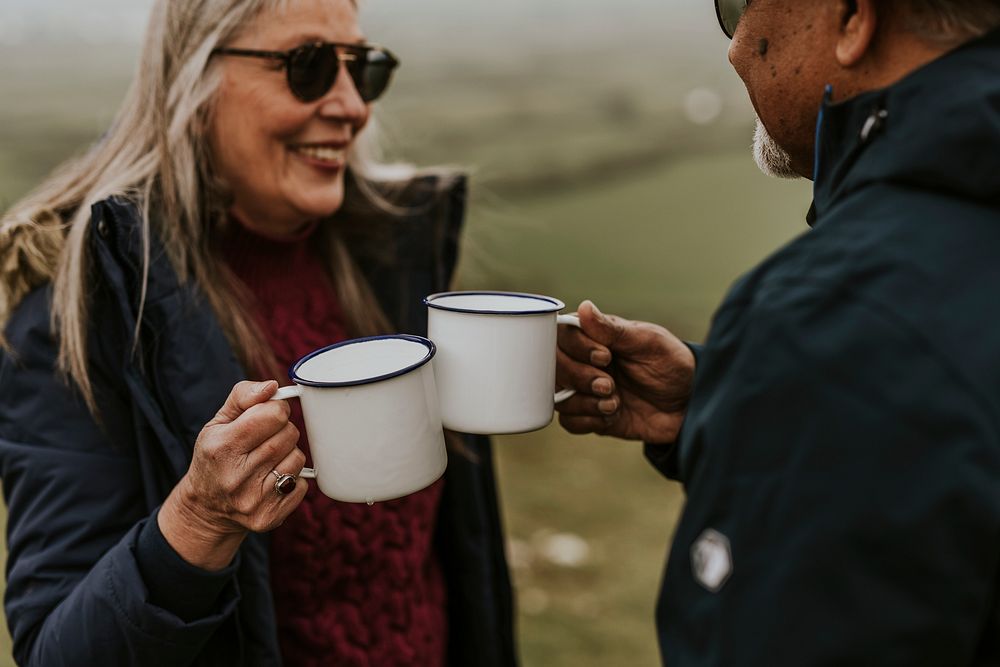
[691,528,733,592]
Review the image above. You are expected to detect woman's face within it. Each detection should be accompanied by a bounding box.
[210,0,369,237]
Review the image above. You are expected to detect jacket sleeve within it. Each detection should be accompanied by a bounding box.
[659,288,1000,665]
[0,288,240,666]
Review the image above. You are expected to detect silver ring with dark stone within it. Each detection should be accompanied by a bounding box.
[271,470,297,495]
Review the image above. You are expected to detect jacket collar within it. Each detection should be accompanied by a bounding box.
[809,26,1000,227]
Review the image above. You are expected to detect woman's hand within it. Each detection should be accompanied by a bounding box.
[556,301,695,444]
[158,380,307,571]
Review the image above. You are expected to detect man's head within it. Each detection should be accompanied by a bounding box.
[719,0,1000,179]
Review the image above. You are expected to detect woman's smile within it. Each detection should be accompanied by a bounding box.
[289,142,348,171]
[210,0,369,237]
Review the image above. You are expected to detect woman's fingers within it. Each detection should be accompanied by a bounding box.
[210,380,279,426]
[197,392,290,467]
[231,433,306,529]
[248,446,309,533]
[243,419,300,473]
[219,399,293,455]
[268,441,307,487]
[188,382,300,515]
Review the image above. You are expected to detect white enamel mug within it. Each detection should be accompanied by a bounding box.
[269,335,447,503]
[425,291,581,435]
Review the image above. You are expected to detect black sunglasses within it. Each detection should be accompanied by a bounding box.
[212,41,399,103]
[715,0,749,39]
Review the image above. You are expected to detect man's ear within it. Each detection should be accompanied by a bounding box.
[836,0,879,66]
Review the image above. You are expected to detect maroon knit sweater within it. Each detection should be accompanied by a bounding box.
[219,219,447,667]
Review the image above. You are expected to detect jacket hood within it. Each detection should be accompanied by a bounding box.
[0,217,63,326]
[812,27,1000,222]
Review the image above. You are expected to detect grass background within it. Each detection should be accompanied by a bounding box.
[0,2,812,664]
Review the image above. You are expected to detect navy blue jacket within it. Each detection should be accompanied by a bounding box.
[649,29,1000,665]
[0,177,516,665]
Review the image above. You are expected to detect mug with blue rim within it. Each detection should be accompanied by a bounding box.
[270,334,446,504]
[425,291,581,435]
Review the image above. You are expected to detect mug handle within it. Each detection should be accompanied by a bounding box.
[555,314,582,404]
[269,385,317,480]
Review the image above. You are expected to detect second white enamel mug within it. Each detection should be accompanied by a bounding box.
[425,291,580,434]
[270,335,447,503]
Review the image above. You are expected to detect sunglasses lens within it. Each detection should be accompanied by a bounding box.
[716,0,748,38]
[288,44,339,102]
[354,50,397,103]
[287,43,397,103]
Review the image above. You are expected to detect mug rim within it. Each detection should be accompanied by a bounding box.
[424,290,566,315]
[289,334,436,388]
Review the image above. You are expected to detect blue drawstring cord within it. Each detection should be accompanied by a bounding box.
[813,84,834,183]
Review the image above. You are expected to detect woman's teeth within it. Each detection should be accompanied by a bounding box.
[294,146,344,162]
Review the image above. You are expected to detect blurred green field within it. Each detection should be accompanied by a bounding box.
[0,20,811,666]
[458,153,809,666]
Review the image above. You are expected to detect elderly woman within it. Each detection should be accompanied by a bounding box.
[0,1,514,665]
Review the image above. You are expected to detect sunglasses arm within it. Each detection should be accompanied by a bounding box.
[211,47,288,63]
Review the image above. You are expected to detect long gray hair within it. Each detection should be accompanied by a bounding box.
[0,0,412,413]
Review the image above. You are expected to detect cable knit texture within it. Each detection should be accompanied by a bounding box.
[219,218,447,667]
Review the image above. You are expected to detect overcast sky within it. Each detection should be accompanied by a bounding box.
[0,0,712,48]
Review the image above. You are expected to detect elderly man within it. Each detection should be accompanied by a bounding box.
[557,0,1000,663]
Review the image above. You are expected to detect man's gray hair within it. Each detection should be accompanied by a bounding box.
[902,1,1000,43]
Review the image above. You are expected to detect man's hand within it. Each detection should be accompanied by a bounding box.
[556,301,695,443]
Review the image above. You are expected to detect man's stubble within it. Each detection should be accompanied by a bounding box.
[753,117,802,179]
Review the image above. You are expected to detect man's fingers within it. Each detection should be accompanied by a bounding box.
[576,300,631,349]
[212,380,279,425]
[578,301,677,360]
[556,348,615,396]
[558,413,618,436]
[556,392,620,418]
[558,321,612,366]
